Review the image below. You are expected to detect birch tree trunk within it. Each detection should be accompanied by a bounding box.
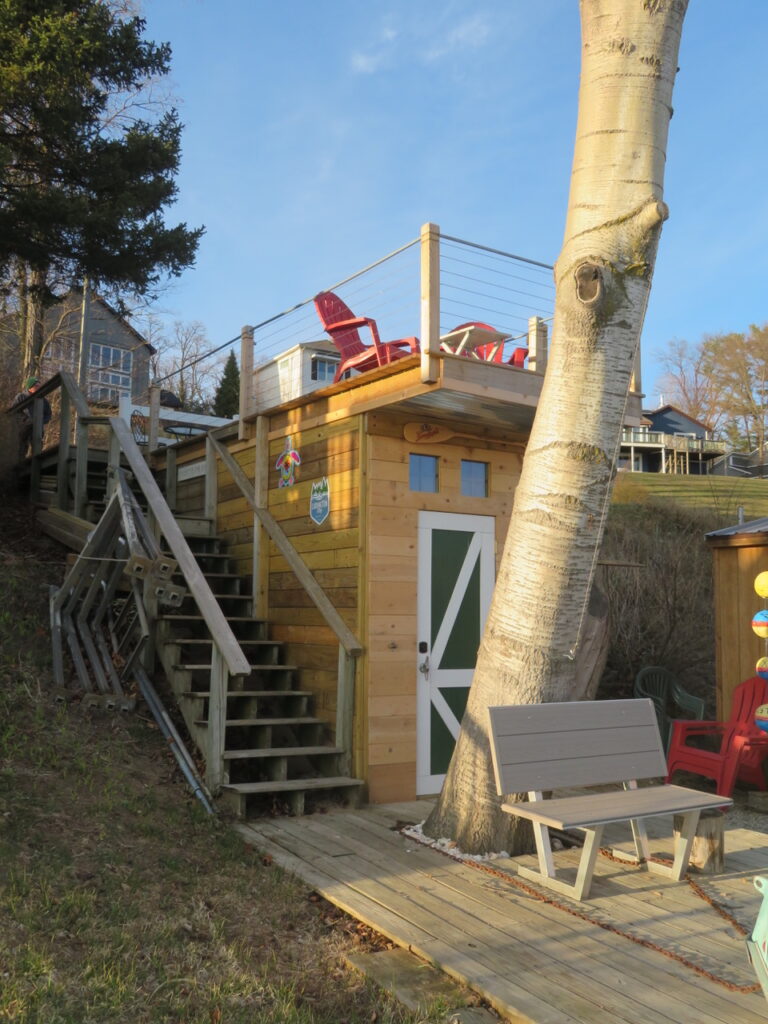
[424,0,688,855]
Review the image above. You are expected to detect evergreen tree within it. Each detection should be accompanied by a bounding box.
[213,351,240,418]
[0,0,203,375]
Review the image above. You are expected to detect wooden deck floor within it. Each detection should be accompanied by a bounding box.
[236,800,768,1024]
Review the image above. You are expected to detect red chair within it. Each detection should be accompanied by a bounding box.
[508,347,529,368]
[313,291,419,383]
[666,676,768,796]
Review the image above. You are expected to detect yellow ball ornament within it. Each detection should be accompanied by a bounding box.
[756,572,768,598]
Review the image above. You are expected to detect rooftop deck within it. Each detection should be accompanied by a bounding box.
[238,800,768,1024]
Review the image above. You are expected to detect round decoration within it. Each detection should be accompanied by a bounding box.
[757,658,768,680]
[756,704,768,733]
[756,572,768,599]
[753,610,768,638]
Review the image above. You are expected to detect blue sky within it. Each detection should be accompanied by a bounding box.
[142,0,768,405]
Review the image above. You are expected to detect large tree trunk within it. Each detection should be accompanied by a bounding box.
[21,266,47,380]
[424,0,688,855]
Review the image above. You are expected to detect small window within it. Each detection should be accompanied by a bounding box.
[409,454,438,493]
[461,460,488,497]
[310,355,339,382]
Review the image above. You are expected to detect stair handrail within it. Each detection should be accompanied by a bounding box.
[108,417,251,677]
[207,433,363,657]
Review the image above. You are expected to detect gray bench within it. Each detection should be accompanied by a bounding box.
[488,698,732,900]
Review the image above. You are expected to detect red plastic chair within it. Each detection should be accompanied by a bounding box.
[508,347,529,368]
[666,676,768,796]
[313,291,418,383]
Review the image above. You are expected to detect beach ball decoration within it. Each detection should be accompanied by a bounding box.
[753,610,768,638]
[757,658,768,680]
[756,705,768,733]
[756,572,768,599]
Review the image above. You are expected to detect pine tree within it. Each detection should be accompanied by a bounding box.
[213,351,240,418]
[0,1,203,375]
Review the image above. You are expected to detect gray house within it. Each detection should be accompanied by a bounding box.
[2,289,154,403]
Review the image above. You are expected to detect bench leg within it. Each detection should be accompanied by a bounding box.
[517,823,605,901]
[646,809,702,881]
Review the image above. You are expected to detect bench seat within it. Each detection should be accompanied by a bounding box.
[489,699,732,900]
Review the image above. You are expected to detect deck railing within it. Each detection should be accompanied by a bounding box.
[239,223,555,419]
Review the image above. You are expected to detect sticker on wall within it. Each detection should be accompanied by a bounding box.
[275,436,301,487]
[309,477,330,526]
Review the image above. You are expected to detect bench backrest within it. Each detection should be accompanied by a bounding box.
[488,699,668,795]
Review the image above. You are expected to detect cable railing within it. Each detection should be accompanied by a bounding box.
[241,224,554,416]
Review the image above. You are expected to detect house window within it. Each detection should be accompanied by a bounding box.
[310,355,339,383]
[461,460,488,497]
[409,454,439,493]
[88,342,132,402]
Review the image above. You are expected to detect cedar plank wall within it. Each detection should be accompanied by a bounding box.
[265,418,362,738]
[216,437,258,573]
[365,411,523,803]
[161,443,207,517]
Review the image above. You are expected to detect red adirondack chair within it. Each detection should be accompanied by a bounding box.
[447,321,506,362]
[313,291,419,383]
[666,676,768,796]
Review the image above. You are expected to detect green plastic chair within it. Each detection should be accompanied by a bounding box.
[633,666,706,752]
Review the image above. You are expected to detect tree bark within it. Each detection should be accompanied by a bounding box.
[424,0,688,855]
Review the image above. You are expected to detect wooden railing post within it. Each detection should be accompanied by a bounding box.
[148,385,161,453]
[165,446,178,512]
[207,645,227,790]
[74,419,89,519]
[57,389,71,511]
[252,416,268,617]
[204,435,218,530]
[239,326,254,440]
[527,316,549,374]
[336,647,357,776]
[420,222,441,384]
[29,398,44,503]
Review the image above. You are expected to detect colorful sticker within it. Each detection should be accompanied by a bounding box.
[275,436,301,487]
[309,477,330,525]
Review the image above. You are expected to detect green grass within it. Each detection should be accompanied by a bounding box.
[0,494,449,1024]
[612,472,768,524]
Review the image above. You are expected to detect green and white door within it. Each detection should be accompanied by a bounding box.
[416,511,496,794]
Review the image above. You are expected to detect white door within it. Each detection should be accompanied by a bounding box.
[416,511,495,794]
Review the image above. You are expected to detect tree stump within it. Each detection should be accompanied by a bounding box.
[674,810,725,874]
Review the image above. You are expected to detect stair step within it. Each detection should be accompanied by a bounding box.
[221,777,362,795]
[223,746,343,760]
[175,663,297,672]
[170,639,276,648]
[182,690,312,699]
[195,716,322,727]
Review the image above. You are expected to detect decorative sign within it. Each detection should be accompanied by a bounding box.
[275,436,301,487]
[309,477,330,526]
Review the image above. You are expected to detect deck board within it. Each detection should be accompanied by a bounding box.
[236,803,768,1024]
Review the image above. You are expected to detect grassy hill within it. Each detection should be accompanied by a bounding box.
[0,492,444,1024]
[612,472,768,525]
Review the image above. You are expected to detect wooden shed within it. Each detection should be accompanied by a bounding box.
[158,351,547,803]
[707,518,768,717]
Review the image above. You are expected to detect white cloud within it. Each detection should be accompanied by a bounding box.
[425,15,491,62]
[350,51,386,74]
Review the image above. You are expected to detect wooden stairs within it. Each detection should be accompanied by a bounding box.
[154,532,364,817]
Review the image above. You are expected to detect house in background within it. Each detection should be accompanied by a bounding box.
[1,288,154,403]
[253,340,341,408]
[619,404,725,474]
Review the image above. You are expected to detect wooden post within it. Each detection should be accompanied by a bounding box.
[204,435,218,529]
[527,316,549,374]
[336,647,357,776]
[29,398,43,503]
[147,385,160,453]
[165,446,177,512]
[57,389,71,511]
[74,419,89,519]
[106,427,121,499]
[207,645,227,791]
[239,325,255,441]
[419,222,440,384]
[252,416,268,618]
